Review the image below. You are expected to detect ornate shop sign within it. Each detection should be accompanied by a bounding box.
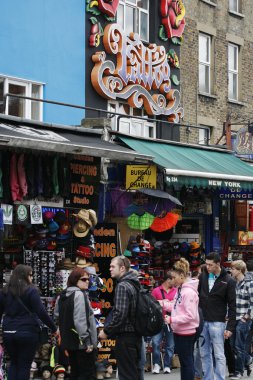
[91,23,183,122]
[235,127,253,155]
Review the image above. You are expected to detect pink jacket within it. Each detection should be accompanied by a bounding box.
[165,279,199,335]
[151,285,177,317]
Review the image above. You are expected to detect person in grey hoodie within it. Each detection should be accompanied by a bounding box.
[54,267,97,380]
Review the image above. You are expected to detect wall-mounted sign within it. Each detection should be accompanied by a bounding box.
[235,127,253,154]
[94,223,118,364]
[238,231,253,245]
[126,165,157,190]
[64,155,100,209]
[218,188,253,200]
[91,23,183,122]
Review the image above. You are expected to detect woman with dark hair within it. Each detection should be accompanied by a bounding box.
[54,267,97,380]
[0,264,57,380]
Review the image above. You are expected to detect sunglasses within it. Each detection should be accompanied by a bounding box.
[79,277,89,283]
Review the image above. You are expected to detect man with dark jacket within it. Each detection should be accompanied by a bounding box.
[98,256,142,380]
[198,252,236,380]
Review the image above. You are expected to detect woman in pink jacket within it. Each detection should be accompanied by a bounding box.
[164,258,199,380]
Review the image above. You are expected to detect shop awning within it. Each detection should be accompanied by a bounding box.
[120,137,253,190]
[0,122,152,162]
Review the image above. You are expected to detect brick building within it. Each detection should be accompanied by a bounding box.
[179,0,253,146]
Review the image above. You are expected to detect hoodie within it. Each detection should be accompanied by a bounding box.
[104,270,140,337]
[55,287,97,350]
[166,279,199,335]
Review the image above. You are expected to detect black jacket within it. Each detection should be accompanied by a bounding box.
[198,268,236,332]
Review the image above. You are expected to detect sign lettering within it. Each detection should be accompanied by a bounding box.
[91,23,183,122]
[126,165,157,190]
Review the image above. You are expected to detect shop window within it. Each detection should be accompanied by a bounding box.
[228,43,239,101]
[199,33,212,94]
[108,101,156,138]
[0,76,43,121]
[117,0,149,41]
[229,0,241,13]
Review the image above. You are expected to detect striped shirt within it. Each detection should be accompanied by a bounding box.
[235,277,253,320]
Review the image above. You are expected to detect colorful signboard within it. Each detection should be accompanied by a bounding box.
[235,127,253,154]
[94,223,118,365]
[91,23,183,122]
[238,231,253,245]
[64,155,100,209]
[126,165,157,190]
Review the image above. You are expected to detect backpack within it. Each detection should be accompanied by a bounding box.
[127,281,164,337]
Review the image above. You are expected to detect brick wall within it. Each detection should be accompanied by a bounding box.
[180,0,253,146]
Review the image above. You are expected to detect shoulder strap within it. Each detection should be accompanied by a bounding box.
[160,288,166,299]
[16,296,33,315]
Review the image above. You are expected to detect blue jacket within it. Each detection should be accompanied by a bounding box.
[0,287,56,334]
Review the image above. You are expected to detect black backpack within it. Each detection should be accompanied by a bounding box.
[128,281,164,337]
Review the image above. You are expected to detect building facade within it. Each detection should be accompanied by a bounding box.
[180,0,253,146]
[0,0,85,125]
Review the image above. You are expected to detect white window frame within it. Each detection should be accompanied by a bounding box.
[198,126,211,145]
[228,43,239,101]
[229,0,241,13]
[0,75,43,121]
[108,101,156,138]
[118,0,149,41]
[199,33,211,94]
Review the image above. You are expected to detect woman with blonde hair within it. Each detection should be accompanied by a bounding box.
[164,258,199,380]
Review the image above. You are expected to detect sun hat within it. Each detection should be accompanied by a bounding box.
[75,257,92,268]
[73,209,93,227]
[76,245,93,258]
[73,221,90,238]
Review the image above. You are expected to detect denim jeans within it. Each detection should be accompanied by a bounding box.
[194,340,203,378]
[174,333,196,380]
[152,324,174,368]
[232,319,251,375]
[199,321,226,380]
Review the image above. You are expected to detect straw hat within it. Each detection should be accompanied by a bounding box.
[73,221,90,238]
[73,209,93,227]
[75,257,92,268]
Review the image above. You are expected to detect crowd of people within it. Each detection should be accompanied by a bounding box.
[0,252,253,380]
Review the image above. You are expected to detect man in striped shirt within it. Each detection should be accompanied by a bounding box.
[230,260,253,379]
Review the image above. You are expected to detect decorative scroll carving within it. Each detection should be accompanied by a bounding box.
[91,24,183,122]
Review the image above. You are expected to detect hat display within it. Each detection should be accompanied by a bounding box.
[61,258,75,270]
[43,211,55,222]
[41,366,53,374]
[48,220,59,233]
[75,257,92,268]
[76,245,93,258]
[73,209,93,227]
[54,211,67,225]
[58,221,71,235]
[53,365,66,375]
[73,221,90,238]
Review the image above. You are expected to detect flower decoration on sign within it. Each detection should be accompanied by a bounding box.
[86,0,118,20]
[89,17,104,47]
[167,49,180,68]
[150,212,179,232]
[160,0,186,42]
[91,24,184,122]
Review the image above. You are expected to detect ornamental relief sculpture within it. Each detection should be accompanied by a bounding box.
[91,24,183,122]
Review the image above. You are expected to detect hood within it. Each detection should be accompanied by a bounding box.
[118,269,140,287]
[181,278,199,293]
[63,286,83,298]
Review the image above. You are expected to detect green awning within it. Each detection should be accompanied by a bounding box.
[120,137,253,191]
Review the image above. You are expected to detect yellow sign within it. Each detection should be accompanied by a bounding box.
[126,165,157,190]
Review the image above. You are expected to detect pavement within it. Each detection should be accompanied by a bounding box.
[144,368,180,379]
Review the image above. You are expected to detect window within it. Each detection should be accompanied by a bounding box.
[198,126,211,145]
[108,101,156,138]
[0,76,43,120]
[229,0,241,13]
[117,0,149,41]
[199,33,211,94]
[228,43,239,100]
